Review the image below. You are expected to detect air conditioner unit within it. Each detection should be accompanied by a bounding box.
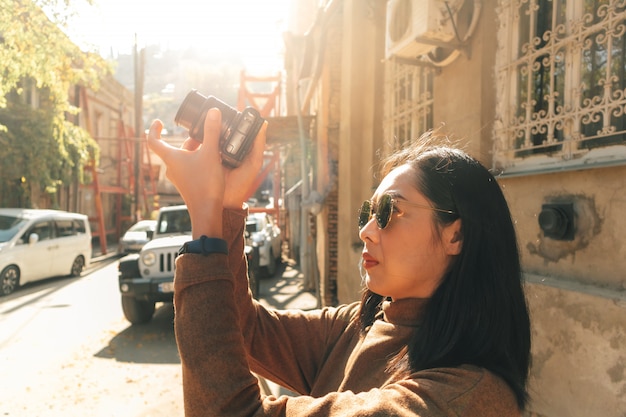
[385,0,468,60]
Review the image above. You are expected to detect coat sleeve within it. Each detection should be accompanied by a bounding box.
[220,208,355,394]
[173,254,520,417]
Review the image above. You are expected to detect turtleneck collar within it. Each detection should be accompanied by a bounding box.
[380,298,429,327]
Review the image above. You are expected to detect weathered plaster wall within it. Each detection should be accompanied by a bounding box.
[336,0,386,304]
[500,167,626,416]
[501,167,626,290]
[432,0,498,166]
[424,0,626,414]
[525,278,626,416]
[316,0,626,413]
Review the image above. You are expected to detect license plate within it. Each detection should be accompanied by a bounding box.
[158,282,174,293]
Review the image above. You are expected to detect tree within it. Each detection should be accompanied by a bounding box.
[0,0,108,207]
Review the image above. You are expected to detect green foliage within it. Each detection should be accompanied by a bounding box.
[0,97,98,205]
[0,0,109,206]
[0,0,106,109]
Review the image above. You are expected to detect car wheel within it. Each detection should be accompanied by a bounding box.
[70,255,85,277]
[121,295,155,325]
[0,265,20,296]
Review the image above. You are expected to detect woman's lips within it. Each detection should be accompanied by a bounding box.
[362,252,379,269]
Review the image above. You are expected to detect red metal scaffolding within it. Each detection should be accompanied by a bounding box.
[80,87,158,254]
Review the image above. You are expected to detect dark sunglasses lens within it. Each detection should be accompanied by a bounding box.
[358,201,371,229]
[376,194,393,229]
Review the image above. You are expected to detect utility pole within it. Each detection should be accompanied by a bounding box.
[133,35,144,222]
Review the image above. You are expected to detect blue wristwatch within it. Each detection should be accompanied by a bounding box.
[178,236,228,256]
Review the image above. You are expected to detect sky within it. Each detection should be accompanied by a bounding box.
[64,0,292,72]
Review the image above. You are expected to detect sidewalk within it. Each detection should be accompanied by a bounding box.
[255,258,319,397]
[90,243,122,266]
[257,258,319,311]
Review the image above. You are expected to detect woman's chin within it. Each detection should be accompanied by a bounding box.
[364,275,380,294]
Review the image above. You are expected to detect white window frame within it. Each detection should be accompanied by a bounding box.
[494,0,626,176]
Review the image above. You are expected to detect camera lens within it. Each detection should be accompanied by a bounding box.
[173,89,265,168]
[175,90,239,142]
[174,90,207,140]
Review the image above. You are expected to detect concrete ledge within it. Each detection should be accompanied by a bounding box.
[524,272,626,305]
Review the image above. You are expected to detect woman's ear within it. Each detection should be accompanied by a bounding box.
[443,219,463,255]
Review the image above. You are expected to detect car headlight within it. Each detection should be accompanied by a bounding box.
[142,251,157,266]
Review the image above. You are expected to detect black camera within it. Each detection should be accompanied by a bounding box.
[174,90,265,168]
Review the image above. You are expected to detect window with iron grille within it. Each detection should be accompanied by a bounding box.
[384,60,434,152]
[494,0,626,175]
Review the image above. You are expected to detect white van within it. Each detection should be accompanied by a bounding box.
[0,208,92,296]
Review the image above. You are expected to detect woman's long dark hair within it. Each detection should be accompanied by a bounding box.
[357,136,531,409]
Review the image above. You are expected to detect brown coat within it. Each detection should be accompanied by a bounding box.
[173,208,520,416]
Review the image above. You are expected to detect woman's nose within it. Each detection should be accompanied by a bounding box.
[358,217,378,242]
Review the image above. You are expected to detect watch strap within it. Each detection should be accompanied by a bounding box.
[178,236,228,256]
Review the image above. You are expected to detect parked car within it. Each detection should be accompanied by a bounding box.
[118,219,157,254]
[118,205,191,324]
[118,205,270,324]
[0,208,92,296]
[245,212,282,277]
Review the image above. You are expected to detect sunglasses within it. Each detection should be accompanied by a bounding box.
[358,193,456,230]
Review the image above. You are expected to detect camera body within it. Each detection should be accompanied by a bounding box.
[174,90,265,168]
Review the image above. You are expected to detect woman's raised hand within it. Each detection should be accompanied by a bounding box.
[147,107,267,238]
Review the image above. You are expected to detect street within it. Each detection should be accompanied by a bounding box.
[0,258,184,417]
[0,254,317,417]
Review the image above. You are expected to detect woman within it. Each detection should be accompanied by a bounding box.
[147,108,531,416]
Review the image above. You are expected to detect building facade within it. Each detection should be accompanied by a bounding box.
[286,0,626,415]
[70,76,144,251]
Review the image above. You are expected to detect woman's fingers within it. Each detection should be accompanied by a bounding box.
[181,137,201,151]
[147,119,172,161]
[201,108,223,161]
[147,110,267,210]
